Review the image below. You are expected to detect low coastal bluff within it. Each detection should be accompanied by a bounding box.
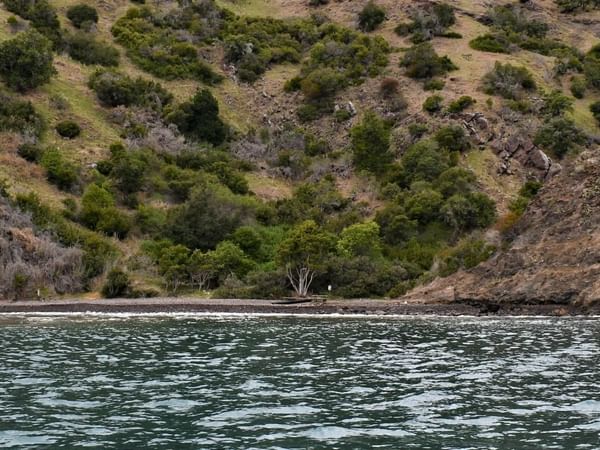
[405,150,600,306]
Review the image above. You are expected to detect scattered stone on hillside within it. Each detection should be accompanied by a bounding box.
[462,112,495,146]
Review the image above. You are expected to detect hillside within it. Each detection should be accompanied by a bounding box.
[0,0,599,301]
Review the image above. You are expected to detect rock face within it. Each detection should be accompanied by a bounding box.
[490,132,559,180]
[405,150,600,306]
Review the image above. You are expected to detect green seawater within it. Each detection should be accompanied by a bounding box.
[0,314,600,449]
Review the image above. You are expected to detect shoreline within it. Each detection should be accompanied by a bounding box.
[0,298,599,317]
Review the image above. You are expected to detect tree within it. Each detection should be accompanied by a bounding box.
[188,250,215,290]
[351,111,393,174]
[402,140,450,184]
[166,185,249,250]
[167,89,227,145]
[405,188,444,225]
[276,220,335,297]
[337,221,382,259]
[157,244,190,292]
[209,241,256,283]
[0,29,55,92]
[358,1,386,32]
[66,4,98,28]
[442,193,496,232]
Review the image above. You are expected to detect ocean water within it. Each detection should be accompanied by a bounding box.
[0,314,599,449]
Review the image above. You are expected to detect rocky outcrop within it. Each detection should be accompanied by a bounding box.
[405,150,600,306]
[491,132,560,180]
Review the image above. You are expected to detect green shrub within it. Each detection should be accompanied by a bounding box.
[300,67,343,100]
[408,123,428,138]
[166,89,227,146]
[584,44,600,89]
[80,184,131,238]
[441,192,496,231]
[40,148,79,190]
[358,1,386,32]
[506,99,533,114]
[334,108,352,122]
[591,101,600,124]
[469,33,510,53]
[65,33,119,66]
[351,111,392,174]
[395,3,456,42]
[17,143,43,162]
[166,185,254,251]
[88,69,173,110]
[66,4,98,29]
[0,29,55,92]
[56,120,81,139]
[534,117,585,158]
[291,23,390,109]
[434,125,470,151]
[540,90,573,117]
[423,79,445,91]
[135,205,166,235]
[555,0,600,13]
[571,75,586,99]
[447,96,476,113]
[0,92,45,136]
[296,104,321,122]
[482,62,536,99]
[101,268,130,298]
[402,139,450,184]
[438,239,496,277]
[400,43,457,79]
[423,95,443,113]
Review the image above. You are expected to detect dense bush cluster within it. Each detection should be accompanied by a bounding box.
[470,5,572,57]
[166,89,228,146]
[400,43,457,79]
[285,23,390,118]
[395,3,458,43]
[555,0,600,12]
[65,33,120,67]
[89,70,173,110]
[481,62,536,99]
[111,7,222,84]
[222,15,319,82]
[40,148,79,190]
[358,1,386,32]
[0,91,45,137]
[66,4,99,29]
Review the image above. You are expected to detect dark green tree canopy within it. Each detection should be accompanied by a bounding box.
[167,89,228,146]
[0,29,55,92]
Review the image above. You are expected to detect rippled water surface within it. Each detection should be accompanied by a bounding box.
[1,314,600,449]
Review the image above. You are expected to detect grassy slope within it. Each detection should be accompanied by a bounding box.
[0,0,598,283]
